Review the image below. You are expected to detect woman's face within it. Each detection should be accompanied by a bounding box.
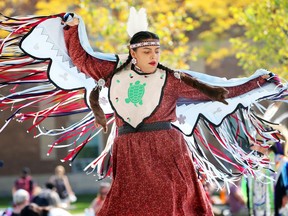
[131,45,160,74]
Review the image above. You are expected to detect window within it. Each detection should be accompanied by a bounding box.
[71,130,104,173]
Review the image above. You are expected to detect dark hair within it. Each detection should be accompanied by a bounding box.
[22,167,31,175]
[130,31,159,45]
[45,182,55,190]
[20,204,49,216]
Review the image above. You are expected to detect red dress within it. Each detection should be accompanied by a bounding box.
[64,26,265,216]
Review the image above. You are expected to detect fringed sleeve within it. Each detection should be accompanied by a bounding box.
[174,73,267,100]
[170,72,287,188]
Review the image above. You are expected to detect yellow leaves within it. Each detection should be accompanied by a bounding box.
[11,0,30,3]
[145,0,178,13]
[2,0,285,77]
[185,0,252,18]
[160,49,189,70]
[0,30,9,41]
[214,17,236,33]
[84,7,110,30]
[230,0,288,78]
[174,46,188,56]
[95,40,115,53]
[1,0,34,16]
[0,8,14,17]
[0,0,198,69]
[185,17,195,31]
[35,0,80,15]
[109,0,129,10]
[206,48,230,69]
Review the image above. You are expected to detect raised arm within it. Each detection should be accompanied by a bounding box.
[224,76,267,98]
[63,17,117,81]
[173,72,270,101]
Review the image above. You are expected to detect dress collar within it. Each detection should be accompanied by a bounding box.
[131,64,157,75]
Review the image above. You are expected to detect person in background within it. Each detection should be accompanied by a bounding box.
[20,203,48,216]
[228,178,248,216]
[12,167,36,199]
[32,182,62,208]
[270,125,288,216]
[2,189,30,216]
[49,165,76,209]
[20,203,72,216]
[89,183,111,215]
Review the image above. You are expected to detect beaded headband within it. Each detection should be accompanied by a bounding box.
[129,40,160,49]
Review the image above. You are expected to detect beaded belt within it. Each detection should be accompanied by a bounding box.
[118,122,172,136]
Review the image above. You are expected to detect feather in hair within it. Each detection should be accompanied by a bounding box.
[127,7,148,38]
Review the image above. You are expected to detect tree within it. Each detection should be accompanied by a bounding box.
[0,0,38,38]
[230,0,288,78]
[35,0,200,69]
[2,0,287,78]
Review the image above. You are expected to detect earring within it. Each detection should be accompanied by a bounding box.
[131,58,137,65]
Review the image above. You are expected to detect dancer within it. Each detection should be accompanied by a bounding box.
[0,8,287,215]
[60,10,284,215]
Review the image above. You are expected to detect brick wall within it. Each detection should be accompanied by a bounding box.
[0,111,71,175]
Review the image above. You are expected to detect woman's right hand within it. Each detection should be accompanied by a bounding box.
[62,13,79,26]
[65,17,79,26]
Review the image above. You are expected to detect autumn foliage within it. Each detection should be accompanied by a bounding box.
[1,0,287,79]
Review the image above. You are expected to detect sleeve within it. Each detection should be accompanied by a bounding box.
[173,74,266,101]
[64,26,117,81]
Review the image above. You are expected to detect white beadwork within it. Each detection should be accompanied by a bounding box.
[174,72,181,79]
[130,41,160,49]
[131,58,137,65]
[98,78,106,87]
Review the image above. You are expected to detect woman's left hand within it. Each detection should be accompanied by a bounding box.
[262,73,283,87]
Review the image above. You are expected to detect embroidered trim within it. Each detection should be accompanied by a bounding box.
[132,64,157,75]
[129,41,160,49]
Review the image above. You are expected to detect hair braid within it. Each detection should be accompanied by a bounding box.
[115,54,132,73]
[105,54,132,80]
[157,63,175,74]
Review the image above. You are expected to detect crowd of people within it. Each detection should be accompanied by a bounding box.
[1,165,74,216]
[0,165,111,216]
[2,153,288,216]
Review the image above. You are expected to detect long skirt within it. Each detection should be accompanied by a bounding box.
[98,128,213,216]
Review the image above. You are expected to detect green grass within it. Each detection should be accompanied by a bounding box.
[0,194,96,215]
[0,196,12,209]
[69,194,95,215]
